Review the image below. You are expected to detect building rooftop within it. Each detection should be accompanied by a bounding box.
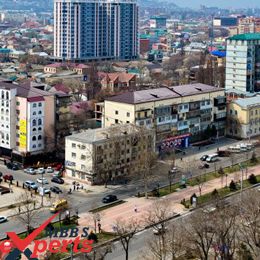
[228,33,260,41]
[233,96,260,108]
[106,84,223,104]
[66,124,144,144]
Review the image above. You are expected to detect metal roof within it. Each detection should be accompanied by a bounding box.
[228,33,260,41]
[234,96,260,108]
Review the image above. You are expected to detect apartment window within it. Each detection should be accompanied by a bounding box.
[16,101,20,106]
[16,110,20,115]
[38,119,42,125]
[144,111,148,117]
[81,165,86,170]
[127,112,130,117]
[33,103,37,108]
[33,112,36,116]
[38,144,42,148]
[81,155,86,160]
[32,119,36,126]
[72,152,76,158]
[32,145,36,148]
[251,111,253,116]
[39,111,42,115]
[72,143,76,148]
[126,121,130,123]
[230,109,233,115]
[38,135,42,140]
[256,110,258,115]
[115,110,118,115]
[6,134,9,141]
[32,136,36,141]
[115,119,119,124]
[38,103,42,107]
[235,110,238,115]
[16,133,19,138]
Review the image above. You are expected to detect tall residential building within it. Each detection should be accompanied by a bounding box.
[226,34,260,93]
[54,0,138,61]
[97,83,226,152]
[0,82,55,163]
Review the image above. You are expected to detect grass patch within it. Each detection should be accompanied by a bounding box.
[97,231,117,242]
[90,200,125,213]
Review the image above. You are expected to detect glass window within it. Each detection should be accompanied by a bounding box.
[32,128,36,132]
[115,110,118,115]
[33,103,37,108]
[32,119,36,126]
[72,143,76,148]
[38,119,42,125]
[32,136,36,141]
[81,155,86,160]
[38,103,42,107]
[127,112,130,117]
[72,152,76,158]
[38,135,42,140]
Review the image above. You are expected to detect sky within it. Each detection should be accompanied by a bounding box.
[173,0,259,9]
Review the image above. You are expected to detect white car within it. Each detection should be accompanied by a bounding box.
[38,187,51,195]
[37,177,49,185]
[46,167,54,173]
[0,216,7,223]
[24,168,36,175]
[36,168,45,174]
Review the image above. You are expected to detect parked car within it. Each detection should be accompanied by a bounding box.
[46,167,54,173]
[36,168,45,174]
[3,175,14,182]
[50,186,62,194]
[24,180,38,190]
[6,162,19,171]
[55,164,63,171]
[38,187,51,195]
[206,154,219,163]
[51,177,64,184]
[24,168,36,175]
[200,155,209,161]
[37,178,49,185]
[0,216,7,224]
[170,167,179,174]
[0,186,11,195]
[102,195,118,203]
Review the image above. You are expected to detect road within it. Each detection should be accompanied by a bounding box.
[0,137,258,238]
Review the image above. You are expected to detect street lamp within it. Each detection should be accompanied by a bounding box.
[239,163,244,201]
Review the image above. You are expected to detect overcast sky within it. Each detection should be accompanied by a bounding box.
[173,0,259,9]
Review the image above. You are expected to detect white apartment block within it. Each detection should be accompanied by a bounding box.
[226,33,260,94]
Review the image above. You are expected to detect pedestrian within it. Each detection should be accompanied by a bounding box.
[98,222,101,233]
[18,206,21,214]
[81,184,84,190]
[181,157,183,161]
[77,186,79,191]
[73,185,76,191]
[134,205,137,213]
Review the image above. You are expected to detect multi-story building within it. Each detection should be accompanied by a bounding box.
[226,33,260,94]
[227,96,260,139]
[54,0,138,61]
[150,16,167,29]
[65,124,153,183]
[238,17,260,34]
[213,17,238,27]
[0,82,55,163]
[99,83,226,152]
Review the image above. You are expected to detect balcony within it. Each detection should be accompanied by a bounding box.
[214,97,226,107]
[214,112,227,122]
[156,115,177,125]
[177,121,189,131]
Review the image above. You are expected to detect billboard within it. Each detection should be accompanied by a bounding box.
[19,119,27,149]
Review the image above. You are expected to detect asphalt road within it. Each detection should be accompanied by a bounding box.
[0,138,258,239]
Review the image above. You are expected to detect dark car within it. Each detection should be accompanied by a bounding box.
[3,175,14,182]
[6,162,19,171]
[102,195,118,203]
[200,155,209,161]
[0,172,2,178]
[50,186,63,194]
[199,163,210,169]
[51,177,64,184]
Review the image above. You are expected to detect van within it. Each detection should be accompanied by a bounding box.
[50,199,68,213]
[228,146,241,153]
[206,154,218,163]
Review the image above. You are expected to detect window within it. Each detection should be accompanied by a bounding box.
[115,110,118,115]
[256,110,258,115]
[6,134,9,140]
[33,112,36,115]
[235,110,238,115]
[32,119,36,126]
[38,119,42,125]
[127,112,130,117]
[38,111,42,115]
[126,121,130,123]
[81,155,86,160]
[32,136,36,141]
[32,145,36,148]
[115,119,119,124]
[38,135,42,140]
[38,144,42,147]
[38,127,42,131]
[32,128,36,132]
[16,101,20,106]
[230,109,233,115]
[6,92,9,99]
[38,103,42,107]
[81,165,86,170]
[72,143,76,148]
[72,152,76,158]
[33,103,37,108]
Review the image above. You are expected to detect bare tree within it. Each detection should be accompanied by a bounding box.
[239,189,260,258]
[182,209,216,260]
[83,243,113,260]
[63,78,85,102]
[14,191,40,234]
[114,218,139,260]
[195,173,206,197]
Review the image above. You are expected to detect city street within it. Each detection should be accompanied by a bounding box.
[0,137,259,238]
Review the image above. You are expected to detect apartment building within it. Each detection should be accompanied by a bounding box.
[226,33,260,94]
[238,17,260,34]
[99,83,226,152]
[54,0,138,61]
[65,125,154,183]
[0,82,55,162]
[227,96,260,138]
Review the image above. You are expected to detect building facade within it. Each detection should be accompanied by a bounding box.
[99,84,226,152]
[0,82,55,162]
[227,96,260,139]
[54,0,138,61]
[65,124,153,183]
[238,17,260,34]
[226,34,260,93]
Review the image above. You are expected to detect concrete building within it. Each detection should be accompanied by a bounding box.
[99,83,226,152]
[213,17,238,27]
[54,0,138,61]
[238,17,260,34]
[226,33,260,94]
[227,96,260,139]
[65,124,153,183]
[150,16,167,29]
[0,81,55,162]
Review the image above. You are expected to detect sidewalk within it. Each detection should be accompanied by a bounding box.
[78,164,260,233]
